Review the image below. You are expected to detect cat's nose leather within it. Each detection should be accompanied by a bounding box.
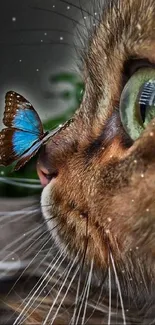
[36,142,60,187]
[37,128,74,186]
[37,162,51,187]
[37,161,58,187]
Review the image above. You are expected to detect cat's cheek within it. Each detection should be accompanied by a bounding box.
[41,183,66,252]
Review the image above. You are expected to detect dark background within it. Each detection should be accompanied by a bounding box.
[0,0,91,124]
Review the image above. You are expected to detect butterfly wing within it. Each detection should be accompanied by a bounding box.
[14,140,43,171]
[4,91,43,135]
[0,91,45,169]
[0,128,41,167]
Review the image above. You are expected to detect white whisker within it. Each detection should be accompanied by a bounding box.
[6,235,53,298]
[14,245,69,324]
[0,208,39,217]
[21,250,70,323]
[50,264,80,325]
[75,269,91,325]
[69,265,82,325]
[81,258,94,325]
[42,253,79,325]
[85,274,107,324]
[0,223,44,258]
[108,264,112,325]
[110,252,126,325]
[0,210,40,226]
[22,247,72,323]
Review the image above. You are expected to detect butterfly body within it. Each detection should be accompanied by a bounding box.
[0,91,48,171]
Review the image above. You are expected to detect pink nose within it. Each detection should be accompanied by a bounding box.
[37,162,51,187]
[37,158,59,187]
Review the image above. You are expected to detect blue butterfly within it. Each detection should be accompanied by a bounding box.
[0,91,62,171]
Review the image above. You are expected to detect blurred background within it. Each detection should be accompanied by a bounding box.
[0,0,88,121]
[0,0,97,197]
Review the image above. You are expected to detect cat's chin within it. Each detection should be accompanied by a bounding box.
[41,182,67,254]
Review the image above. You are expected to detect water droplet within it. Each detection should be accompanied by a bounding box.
[94,12,97,16]
[0,171,4,175]
[19,59,22,63]
[44,32,47,36]
[134,159,137,164]
[67,6,70,10]
[12,17,16,22]
[41,39,43,43]
[131,199,134,203]
[60,36,64,41]
[107,217,112,222]
[84,16,87,19]
[93,23,96,26]
[36,68,39,72]
[53,5,55,8]
[141,173,144,178]
[150,132,154,136]
[146,208,150,212]
[136,246,139,250]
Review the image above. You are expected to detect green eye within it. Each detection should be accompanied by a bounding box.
[119,68,155,140]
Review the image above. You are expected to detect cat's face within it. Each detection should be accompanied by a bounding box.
[37,0,155,269]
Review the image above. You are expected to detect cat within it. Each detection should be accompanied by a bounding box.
[1,0,155,323]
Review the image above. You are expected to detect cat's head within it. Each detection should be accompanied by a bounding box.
[37,0,155,269]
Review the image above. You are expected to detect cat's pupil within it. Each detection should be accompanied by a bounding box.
[139,80,155,124]
[139,103,146,123]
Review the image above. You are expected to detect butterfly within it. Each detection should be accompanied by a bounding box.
[0,91,62,171]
